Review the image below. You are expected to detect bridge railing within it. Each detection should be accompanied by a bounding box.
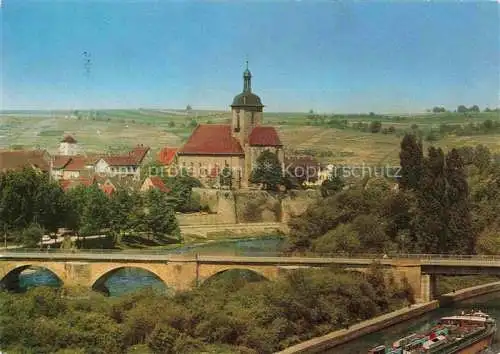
[2,248,500,261]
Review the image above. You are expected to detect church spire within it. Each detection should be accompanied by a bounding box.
[243,60,252,93]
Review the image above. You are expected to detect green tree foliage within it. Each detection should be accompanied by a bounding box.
[399,134,424,191]
[144,189,179,240]
[219,167,233,189]
[413,147,447,253]
[445,149,474,254]
[0,267,416,354]
[163,170,202,212]
[369,121,382,133]
[320,174,345,197]
[249,150,283,190]
[108,188,136,239]
[21,223,45,248]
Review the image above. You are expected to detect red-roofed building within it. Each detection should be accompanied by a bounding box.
[0,149,51,173]
[176,63,284,188]
[93,145,150,180]
[140,176,170,193]
[157,147,178,166]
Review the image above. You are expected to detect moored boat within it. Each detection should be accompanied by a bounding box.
[368,310,496,353]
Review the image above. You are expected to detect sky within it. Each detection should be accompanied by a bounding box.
[1,1,499,113]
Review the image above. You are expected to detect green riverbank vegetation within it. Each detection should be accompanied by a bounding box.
[0,264,414,354]
[287,136,500,256]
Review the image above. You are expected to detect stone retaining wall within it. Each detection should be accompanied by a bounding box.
[439,281,500,306]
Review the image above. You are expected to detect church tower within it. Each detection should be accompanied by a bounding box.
[231,61,264,146]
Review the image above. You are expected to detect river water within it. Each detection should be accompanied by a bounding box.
[13,236,500,352]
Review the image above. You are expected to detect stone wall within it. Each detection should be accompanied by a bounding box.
[176,188,319,226]
[281,189,320,223]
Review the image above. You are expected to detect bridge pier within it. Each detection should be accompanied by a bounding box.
[420,274,437,303]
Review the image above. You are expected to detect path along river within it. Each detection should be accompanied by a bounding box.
[16,236,500,353]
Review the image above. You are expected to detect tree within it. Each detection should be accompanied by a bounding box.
[445,149,474,254]
[144,189,179,241]
[21,223,45,248]
[457,105,468,113]
[108,188,136,240]
[469,105,480,113]
[413,147,447,253]
[399,134,424,191]
[320,174,344,198]
[369,121,382,133]
[432,106,446,113]
[219,166,233,189]
[249,150,283,190]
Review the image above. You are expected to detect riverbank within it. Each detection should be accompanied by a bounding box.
[275,301,440,354]
[439,281,500,306]
[277,280,500,354]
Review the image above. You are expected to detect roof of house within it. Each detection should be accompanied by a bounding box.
[249,126,282,146]
[61,135,77,144]
[100,184,115,196]
[0,150,50,172]
[101,175,142,191]
[130,145,150,164]
[52,155,72,169]
[158,147,178,165]
[64,156,90,171]
[59,176,95,191]
[100,155,138,166]
[147,176,170,193]
[178,124,244,155]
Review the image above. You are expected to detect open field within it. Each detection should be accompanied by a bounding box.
[1,109,498,164]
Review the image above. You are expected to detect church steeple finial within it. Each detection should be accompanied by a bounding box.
[243,60,252,93]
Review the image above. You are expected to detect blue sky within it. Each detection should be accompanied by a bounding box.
[1,1,499,113]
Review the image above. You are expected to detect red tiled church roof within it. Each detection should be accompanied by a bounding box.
[179,125,244,155]
[249,126,282,146]
[158,147,178,165]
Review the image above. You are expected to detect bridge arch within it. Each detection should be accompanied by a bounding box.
[0,263,64,291]
[90,264,171,296]
[198,265,278,286]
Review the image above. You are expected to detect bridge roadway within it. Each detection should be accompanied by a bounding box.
[2,251,500,302]
[2,250,500,270]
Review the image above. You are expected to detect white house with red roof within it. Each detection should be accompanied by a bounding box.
[176,63,284,188]
[94,144,151,180]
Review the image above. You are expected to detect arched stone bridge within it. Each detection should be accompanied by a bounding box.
[2,251,500,302]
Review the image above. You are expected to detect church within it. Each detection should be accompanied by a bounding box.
[176,63,284,188]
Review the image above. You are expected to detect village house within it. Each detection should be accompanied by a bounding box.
[0,149,51,174]
[175,63,284,188]
[94,144,151,180]
[140,176,170,193]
